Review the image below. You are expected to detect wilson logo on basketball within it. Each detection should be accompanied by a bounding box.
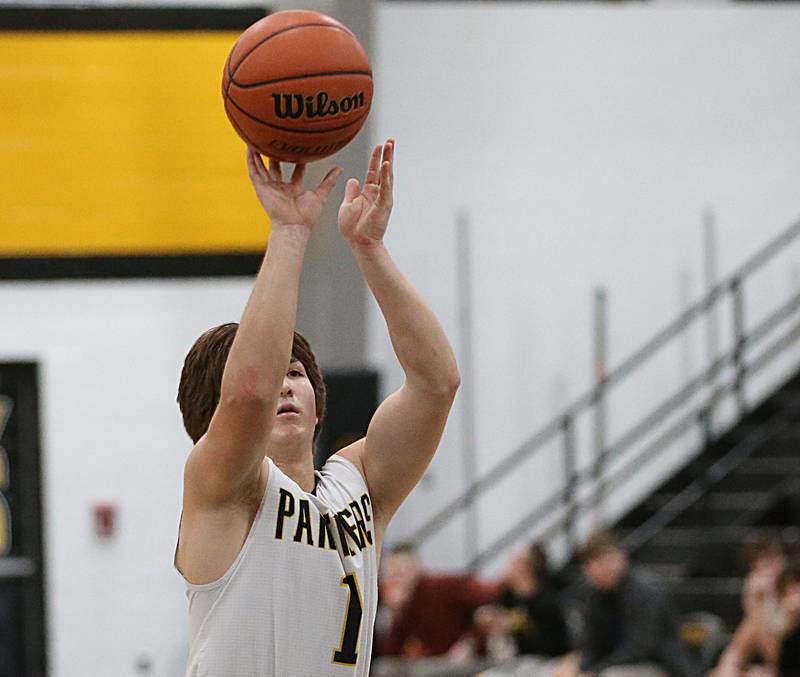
[272,91,366,120]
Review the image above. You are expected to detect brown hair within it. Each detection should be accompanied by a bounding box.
[527,542,551,581]
[579,529,624,563]
[177,322,326,444]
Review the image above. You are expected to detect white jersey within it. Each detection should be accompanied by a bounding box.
[181,455,378,677]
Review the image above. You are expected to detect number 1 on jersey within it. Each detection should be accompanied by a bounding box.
[332,572,363,665]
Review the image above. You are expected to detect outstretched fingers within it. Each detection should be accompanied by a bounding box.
[343,178,361,204]
[382,139,395,168]
[379,161,393,208]
[364,144,382,186]
[247,148,268,182]
[379,140,394,207]
[314,167,343,202]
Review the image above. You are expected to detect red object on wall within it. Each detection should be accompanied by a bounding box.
[94,502,116,540]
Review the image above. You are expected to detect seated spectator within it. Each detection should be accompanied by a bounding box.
[713,557,800,677]
[475,542,570,670]
[562,530,698,677]
[710,532,788,677]
[373,542,499,676]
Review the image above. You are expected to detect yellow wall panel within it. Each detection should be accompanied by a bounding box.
[0,32,270,256]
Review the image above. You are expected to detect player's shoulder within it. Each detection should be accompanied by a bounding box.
[326,439,367,484]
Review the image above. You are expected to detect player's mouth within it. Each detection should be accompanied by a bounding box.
[276,403,301,418]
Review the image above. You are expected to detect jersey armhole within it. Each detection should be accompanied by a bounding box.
[328,454,370,495]
[174,459,275,590]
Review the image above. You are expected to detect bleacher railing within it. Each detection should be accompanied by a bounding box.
[410,215,800,569]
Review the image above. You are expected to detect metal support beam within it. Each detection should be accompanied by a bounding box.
[561,415,578,552]
[703,208,721,439]
[455,211,479,569]
[592,287,609,522]
[731,278,747,415]
[271,0,374,369]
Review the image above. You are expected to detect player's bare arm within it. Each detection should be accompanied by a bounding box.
[177,151,341,583]
[336,140,461,542]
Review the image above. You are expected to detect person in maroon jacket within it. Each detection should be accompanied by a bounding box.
[374,543,500,676]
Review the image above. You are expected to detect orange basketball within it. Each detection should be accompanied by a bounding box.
[222,10,373,163]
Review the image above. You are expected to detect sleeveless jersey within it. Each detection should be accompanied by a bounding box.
[181,455,378,677]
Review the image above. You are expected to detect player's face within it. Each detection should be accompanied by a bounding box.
[584,550,627,591]
[271,360,317,446]
[505,548,532,586]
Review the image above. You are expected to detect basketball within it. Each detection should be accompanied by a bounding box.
[222,10,373,163]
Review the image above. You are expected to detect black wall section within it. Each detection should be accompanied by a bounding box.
[0,254,263,281]
[315,369,379,469]
[0,5,268,31]
[0,363,46,677]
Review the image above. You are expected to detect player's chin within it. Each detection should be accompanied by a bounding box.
[272,418,312,441]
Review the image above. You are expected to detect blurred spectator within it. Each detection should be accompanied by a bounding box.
[562,530,698,677]
[474,542,570,673]
[373,543,499,676]
[710,557,800,677]
[776,558,800,676]
[710,532,788,677]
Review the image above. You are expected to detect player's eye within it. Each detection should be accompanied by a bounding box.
[288,369,303,377]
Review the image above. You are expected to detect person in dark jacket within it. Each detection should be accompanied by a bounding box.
[476,542,570,662]
[570,530,698,677]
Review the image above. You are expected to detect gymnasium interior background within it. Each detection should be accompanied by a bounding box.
[1,0,800,675]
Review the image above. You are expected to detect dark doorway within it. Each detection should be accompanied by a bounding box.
[0,362,47,677]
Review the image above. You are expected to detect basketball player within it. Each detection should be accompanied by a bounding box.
[174,139,460,676]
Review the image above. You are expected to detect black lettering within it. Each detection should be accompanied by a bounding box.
[325,96,339,116]
[310,91,329,118]
[349,500,372,546]
[272,93,304,120]
[293,498,314,545]
[318,513,337,550]
[304,94,317,118]
[360,494,372,522]
[272,91,363,121]
[335,509,360,556]
[275,488,295,540]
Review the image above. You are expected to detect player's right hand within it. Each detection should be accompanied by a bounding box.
[246,148,342,231]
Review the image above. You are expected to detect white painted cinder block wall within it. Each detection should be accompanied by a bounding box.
[369,2,800,567]
[1,4,800,677]
[0,280,254,676]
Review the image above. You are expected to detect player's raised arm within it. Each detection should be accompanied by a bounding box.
[336,140,460,531]
[183,150,342,506]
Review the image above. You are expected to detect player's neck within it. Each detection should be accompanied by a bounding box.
[268,442,316,492]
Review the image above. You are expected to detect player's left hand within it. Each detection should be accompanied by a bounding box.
[338,139,394,247]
